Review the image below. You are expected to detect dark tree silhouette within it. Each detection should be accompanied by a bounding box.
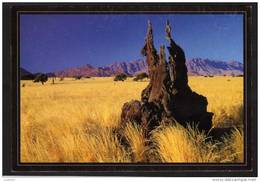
[33,74,48,85]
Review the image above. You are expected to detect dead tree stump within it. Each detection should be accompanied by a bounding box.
[121,20,213,135]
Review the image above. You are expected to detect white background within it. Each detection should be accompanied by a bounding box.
[0,0,259,181]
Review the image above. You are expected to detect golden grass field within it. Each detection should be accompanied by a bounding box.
[20,76,243,163]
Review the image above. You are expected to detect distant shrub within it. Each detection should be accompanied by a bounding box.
[22,83,26,87]
[114,73,127,81]
[237,74,243,77]
[85,76,91,79]
[133,72,149,81]
[74,75,82,80]
[59,77,64,81]
[33,74,48,85]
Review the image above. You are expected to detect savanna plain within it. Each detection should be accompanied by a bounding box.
[21,76,243,163]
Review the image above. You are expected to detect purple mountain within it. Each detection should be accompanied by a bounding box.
[51,58,243,77]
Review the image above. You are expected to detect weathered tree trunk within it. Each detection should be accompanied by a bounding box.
[121,20,213,136]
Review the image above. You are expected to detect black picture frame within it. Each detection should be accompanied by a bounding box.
[2,2,258,177]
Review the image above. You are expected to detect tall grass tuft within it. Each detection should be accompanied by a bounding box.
[152,122,221,162]
[124,122,147,162]
[220,128,244,163]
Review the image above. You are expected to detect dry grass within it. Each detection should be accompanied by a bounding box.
[152,123,219,162]
[123,122,147,162]
[20,76,243,163]
[220,128,244,163]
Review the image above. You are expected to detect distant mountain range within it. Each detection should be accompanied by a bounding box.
[21,58,243,79]
[186,58,243,76]
[53,59,147,78]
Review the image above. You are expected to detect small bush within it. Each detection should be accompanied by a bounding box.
[133,72,149,81]
[114,73,127,81]
[74,75,82,80]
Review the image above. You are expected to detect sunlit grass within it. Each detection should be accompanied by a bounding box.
[152,123,219,162]
[124,122,147,162]
[20,76,243,163]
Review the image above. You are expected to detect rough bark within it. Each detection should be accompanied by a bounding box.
[121,20,213,135]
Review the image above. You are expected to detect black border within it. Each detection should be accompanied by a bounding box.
[2,3,258,177]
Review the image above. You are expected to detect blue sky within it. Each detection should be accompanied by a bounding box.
[20,14,243,73]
